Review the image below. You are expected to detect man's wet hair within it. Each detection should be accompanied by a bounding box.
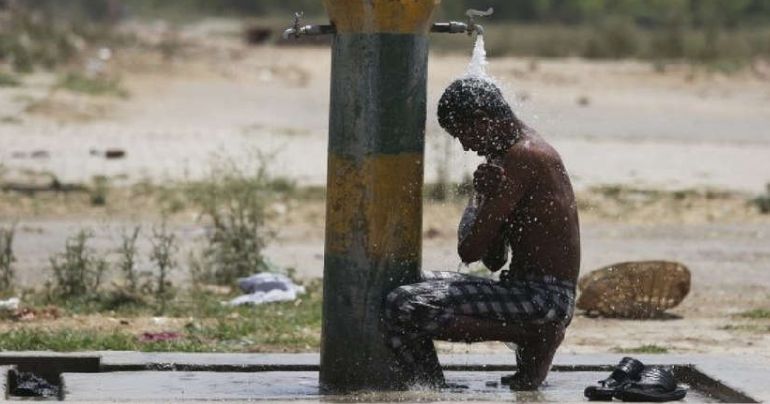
[437,78,515,133]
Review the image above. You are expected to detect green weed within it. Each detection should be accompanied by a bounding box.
[58,73,128,98]
[48,230,108,300]
[149,222,177,315]
[186,158,277,285]
[0,72,20,87]
[614,345,670,354]
[0,224,16,294]
[0,282,323,352]
[117,226,143,294]
[738,309,770,319]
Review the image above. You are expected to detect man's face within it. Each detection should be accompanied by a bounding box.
[450,109,506,157]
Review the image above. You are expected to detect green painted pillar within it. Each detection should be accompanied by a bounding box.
[320,0,441,392]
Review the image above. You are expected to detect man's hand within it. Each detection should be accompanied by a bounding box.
[473,163,509,197]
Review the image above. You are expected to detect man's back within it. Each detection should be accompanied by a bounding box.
[495,128,580,283]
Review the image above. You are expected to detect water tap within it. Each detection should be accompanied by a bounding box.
[282,11,336,39]
[432,7,494,36]
[465,8,494,35]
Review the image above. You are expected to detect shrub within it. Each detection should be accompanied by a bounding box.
[149,222,177,314]
[117,226,142,293]
[187,159,277,285]
[0,224,16,293]
[49,230,107,299]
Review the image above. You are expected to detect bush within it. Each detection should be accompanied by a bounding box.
[149,222,177,314]
[49,230,107,299]
[187,159,277,286]
[0,224,16,293]
[117,226,142,293]
[753,183,770,214]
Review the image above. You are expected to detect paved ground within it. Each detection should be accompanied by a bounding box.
[2,352,766,402]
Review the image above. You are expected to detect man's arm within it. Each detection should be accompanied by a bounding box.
[458,194,508,271]
[482,232,508,272]
[458,163,529,264]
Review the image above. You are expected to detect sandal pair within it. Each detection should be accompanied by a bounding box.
[585,357,687,402]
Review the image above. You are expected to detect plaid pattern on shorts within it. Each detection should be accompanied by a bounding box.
[383,270,575,365]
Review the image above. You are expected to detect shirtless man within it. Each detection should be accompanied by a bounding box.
[384,77,580,390]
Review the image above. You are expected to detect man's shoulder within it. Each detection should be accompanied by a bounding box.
[507,133,561,164]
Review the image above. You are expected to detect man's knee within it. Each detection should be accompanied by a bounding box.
[384,286,418,324]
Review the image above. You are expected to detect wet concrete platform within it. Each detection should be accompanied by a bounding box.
[0,352,766,402]
[61,370,719,402]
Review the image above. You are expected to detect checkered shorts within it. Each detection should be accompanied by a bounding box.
[383,270,575,364]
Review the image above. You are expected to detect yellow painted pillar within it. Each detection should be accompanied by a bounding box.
[320,0,441,392]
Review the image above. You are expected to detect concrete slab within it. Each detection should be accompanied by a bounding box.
[62,370,718,402]
[1,352,765,402]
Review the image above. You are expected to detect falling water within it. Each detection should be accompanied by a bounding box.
[464,35,489,79]
[456,262,469,273]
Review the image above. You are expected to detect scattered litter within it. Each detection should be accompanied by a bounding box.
[199,284,232,295]
[0,297,20,311]
[228,272,305,306]
[89,148,126,159]
[244,26,272,45]
[424,227,441,239]
[12,372,59,398]
[14,306,60,321]
[139,331,182,343]
[30,150,50,159]
[152,317,168,325]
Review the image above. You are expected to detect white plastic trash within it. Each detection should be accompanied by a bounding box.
[0,297,20,311]
[228,273,305,306]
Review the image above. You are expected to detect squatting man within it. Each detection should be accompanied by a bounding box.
[384,77,580,390]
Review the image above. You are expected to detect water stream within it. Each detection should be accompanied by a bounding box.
[464,34,489,79]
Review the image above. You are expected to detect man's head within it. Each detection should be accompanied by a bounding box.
[437,78,519,156]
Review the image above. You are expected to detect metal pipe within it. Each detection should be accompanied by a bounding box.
[283,24,336,39]
[283,7,492,38]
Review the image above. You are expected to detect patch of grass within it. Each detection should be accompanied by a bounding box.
[89,175,110,206]
[0,72,21,87]
[719,324,770,333]
[614,345,670,354]
[753,184,770,214]
[0,328,140,352]
[0,116,23,124]
[738,309,770,320]
[1,282,323,352]
[57,73,129,98]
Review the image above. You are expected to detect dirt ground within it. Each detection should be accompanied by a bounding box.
[0,20,769,359]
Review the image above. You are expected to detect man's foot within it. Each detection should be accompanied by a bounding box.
[506,324,566,390]
[501,372,540,391]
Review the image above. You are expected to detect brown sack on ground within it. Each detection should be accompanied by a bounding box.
[576,260,691,319]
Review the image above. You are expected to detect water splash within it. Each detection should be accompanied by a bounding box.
[456,262,469,273]
[464,35,489,79]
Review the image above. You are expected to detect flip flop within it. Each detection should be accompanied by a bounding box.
[614,366,687,402]
[576,261,691,318]
[584,357,645,401]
